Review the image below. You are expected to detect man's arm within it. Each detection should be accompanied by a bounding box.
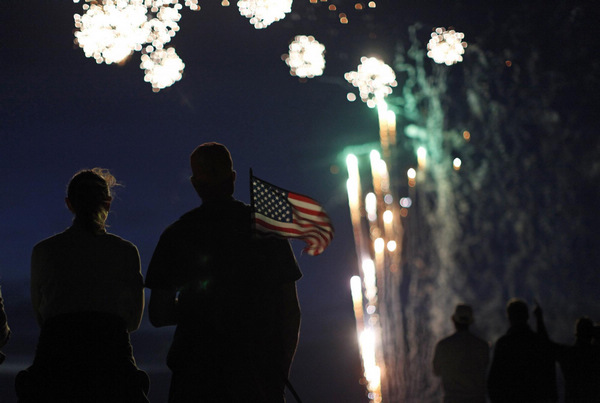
[146,229,180,327]
[148,287,178,327]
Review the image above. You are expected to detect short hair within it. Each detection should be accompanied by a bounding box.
[506,298,529,324]
[452,304,474,325]
[190,142,233,184]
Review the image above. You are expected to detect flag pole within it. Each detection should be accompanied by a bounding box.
[250,168,255,209]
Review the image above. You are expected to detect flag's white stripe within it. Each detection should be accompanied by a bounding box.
[293,210,333,227]
[255,214,331,242]
[288,197,325,211]
[293,214,333,234]
[290,214,333,239]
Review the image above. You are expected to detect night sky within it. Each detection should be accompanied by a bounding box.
[2,1,599,402]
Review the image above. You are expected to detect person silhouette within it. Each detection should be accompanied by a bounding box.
[145,142,302,403]
[487,298,558,403]
[0,286,10,364]
[15,168,149,402]
[557,316,600,402]
[433,303,489,403]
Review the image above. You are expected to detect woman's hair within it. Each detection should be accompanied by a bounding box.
[67,168,117,232]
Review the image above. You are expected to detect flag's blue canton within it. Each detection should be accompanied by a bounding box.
[253,180,292,223]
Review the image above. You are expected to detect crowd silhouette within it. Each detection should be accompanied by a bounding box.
[0,144,599,402]
[434,300,600,403]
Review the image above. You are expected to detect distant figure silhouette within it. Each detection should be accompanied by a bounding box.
[557,316,600,402]
[0,286,10,364]
[487,298,558,403]
[433,303,489,403]
[145,142,302,403]
[15,168,149,403]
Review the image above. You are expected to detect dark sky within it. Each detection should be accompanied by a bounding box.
[0,1,408,401]
[5,1,596,402]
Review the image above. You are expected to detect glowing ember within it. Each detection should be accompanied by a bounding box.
[140,47,185,91]
[284,35,326,78]
[344,57,397,108]
[427,27,467,66]
[238,0,293,29]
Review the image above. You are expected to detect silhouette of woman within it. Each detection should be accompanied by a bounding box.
[15,168,149,403]
[0,286,10,364]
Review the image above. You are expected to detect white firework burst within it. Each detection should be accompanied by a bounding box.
[427,27,467,66]
[284,35,326,78]
[344,57,397,108]
[74,0,150,64]
[238,0,293,29]
[140,47,185,91]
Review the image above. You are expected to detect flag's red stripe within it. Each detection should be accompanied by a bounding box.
[288,192,320,205]
[292,213,333,230]
[290,217,334,239]
[255,217,329,244]
[291,221,333,242]
[288,196,330,216]
[290,204,331,220]
[255,218,327,256]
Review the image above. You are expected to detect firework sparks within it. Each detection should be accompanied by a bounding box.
[140,47,185,91]
[74,0,149,64]
[283,35,326,78]
[238,0,293,29]
[427,27,467,66]
[73,0,198,90]
[345,57,397,108]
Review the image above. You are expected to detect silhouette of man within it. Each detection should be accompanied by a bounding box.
[557,316,600,402]
[487,298,558,403]
[433,303,489,403]
[145,142,302,403]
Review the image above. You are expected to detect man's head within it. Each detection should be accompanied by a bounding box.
[506,298,529,326]
[190,142,236,200]
[452,304,474,330]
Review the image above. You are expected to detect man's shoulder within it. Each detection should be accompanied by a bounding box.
[160,206,208,234]
[463,330,488,343]
[158,200,252,241]
[439,331,488,347]
[436,333,461,350]
[437,333,456,345]
[175,200,249,224]
[495,325,538,349]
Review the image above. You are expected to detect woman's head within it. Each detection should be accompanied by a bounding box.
[66,168,117,232]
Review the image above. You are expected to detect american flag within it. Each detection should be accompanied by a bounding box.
[251,174,334,256]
